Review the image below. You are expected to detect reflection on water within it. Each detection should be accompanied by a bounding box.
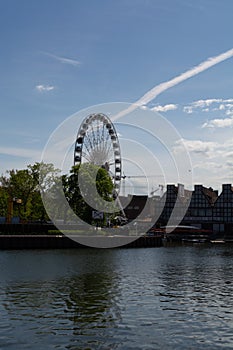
[1,246,233,349]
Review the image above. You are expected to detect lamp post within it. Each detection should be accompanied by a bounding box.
[6,197,22,224]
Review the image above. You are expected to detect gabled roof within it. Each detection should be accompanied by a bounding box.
[202,187,218,206]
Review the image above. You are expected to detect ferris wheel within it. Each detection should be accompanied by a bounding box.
[74,113,122,195]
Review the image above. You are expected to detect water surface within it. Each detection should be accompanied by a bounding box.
[0,245,233,349]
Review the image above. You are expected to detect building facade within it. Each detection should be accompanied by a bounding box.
[123,184,233,234]
[212,184,233,233]
[158,183,233,234]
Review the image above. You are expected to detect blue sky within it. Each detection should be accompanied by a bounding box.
[0,0,233,193]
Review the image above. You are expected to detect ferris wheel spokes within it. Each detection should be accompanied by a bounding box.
[74,113,122,196]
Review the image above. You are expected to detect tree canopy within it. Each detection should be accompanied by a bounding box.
[0,161,116,225]
[0,162,60,222]
[62,163,115,225]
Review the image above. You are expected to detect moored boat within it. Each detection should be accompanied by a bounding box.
[161,225,212,243]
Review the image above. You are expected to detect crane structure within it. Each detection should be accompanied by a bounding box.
[150,184,164,197]
[120,172,164,197]
[121,173,152,197]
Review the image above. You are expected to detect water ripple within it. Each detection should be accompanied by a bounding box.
[0,246,233,349]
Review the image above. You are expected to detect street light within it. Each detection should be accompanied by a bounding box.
[7,197,22,224]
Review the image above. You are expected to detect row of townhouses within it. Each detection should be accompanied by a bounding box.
[122,183,233,234]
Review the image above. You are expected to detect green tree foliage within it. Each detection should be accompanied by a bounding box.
[63,164,114,225]
[0,162,60,221]
[28,162,60,194]
[0,161,114,225]
[0,186,8,217]
[0,169,36,219]
[28,162,60,221]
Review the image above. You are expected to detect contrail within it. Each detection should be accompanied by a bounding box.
[42,52,81,66]
[112,48,233,120]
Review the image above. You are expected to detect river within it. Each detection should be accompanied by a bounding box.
[0,244,233,349]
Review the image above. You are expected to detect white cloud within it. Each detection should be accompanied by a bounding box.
[36,84,55,92]
[183,106,193,114]
[0,146,41,159]
[194,99,221,107]
[174,137,233,161]
[225,104,233,115]
[183,98,233,114]
[151,104,177,112]
[225,151,233,158]
[194,161,222,169]
[172,137,233,189]
[174,138,217,156]
[202,117,233,128]
[43,52,81,66]
[183,99,221,114]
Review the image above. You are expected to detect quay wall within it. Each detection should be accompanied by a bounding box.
[0,235,162,249]
[0,224,162,249]
[0,223,55,235]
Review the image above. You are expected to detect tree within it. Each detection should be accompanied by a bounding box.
[0,186,8,217]
[0,162,60,222]
[28,162,60,195]
[64,163,114,225]
[0,169,36,220]
[28,162,60,221]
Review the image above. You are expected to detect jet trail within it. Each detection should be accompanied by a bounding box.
[112,48,233,120]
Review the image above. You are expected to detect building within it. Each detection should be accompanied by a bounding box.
[158,183,233,234]
[158,184,192,226]
[122,183,233,235]
[212,184,233,234]
[182,185,218,230]
[119,195,148,221]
